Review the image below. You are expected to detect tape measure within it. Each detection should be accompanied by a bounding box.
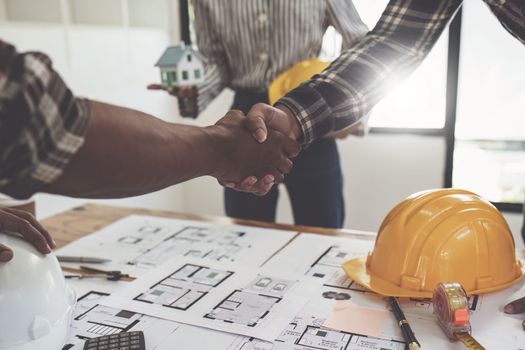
[432,282,486,350]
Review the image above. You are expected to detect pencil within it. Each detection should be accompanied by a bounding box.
[388,296,421,350]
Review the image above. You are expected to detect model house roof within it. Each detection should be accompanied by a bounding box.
[155,44,207,67]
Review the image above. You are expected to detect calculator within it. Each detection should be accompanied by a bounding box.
[83,330,145,350]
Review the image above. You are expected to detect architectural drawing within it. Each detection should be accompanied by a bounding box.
[101,256,315,342]
[56,215,297,276]
[128,226,251,268]
[204,276,294,327]
[65,291,183,350]
[305,246,370,293]
[134,264,234,310]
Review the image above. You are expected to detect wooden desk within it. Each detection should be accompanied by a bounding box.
[41,203,375,249]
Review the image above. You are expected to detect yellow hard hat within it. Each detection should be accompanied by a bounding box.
[268,59,330,105]
[342,189,524,298]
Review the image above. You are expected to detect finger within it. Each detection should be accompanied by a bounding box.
[147,83,164,90]
[0,243,13,262]
[0,211,51,254]
[273,171,285,184]
[240,176,258,188]
[254,182,274,196]
[244,109,268,143]
[217,179,236,188]
[504,296,525,314]
[261,174,275,184]
[3,208,56,249]
[278,159,293,175]
[284,139,301,158]
[235,176,259,192]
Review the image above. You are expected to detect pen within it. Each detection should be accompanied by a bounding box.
[57,256,111,264]
[388,296,421,350]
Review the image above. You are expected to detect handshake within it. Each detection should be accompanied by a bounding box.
[206,103,302,196]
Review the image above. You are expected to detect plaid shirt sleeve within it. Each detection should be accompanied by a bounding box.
[0,40,91,199]
[277,0,525,145]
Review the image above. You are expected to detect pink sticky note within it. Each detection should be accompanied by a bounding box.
[323,300,389,337]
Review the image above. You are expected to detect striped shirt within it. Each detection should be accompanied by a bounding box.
[0,40,90,199]
[193,0,368,129]
[276,0,525,145]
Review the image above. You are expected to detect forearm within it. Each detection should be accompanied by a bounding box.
[484,0,525,45]
[44,100,218,198]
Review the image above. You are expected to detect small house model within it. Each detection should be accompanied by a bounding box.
[155,43,206,88]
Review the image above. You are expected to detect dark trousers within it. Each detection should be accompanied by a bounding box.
[224,90,345,228]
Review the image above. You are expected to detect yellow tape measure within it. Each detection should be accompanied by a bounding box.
[432,283,486,350]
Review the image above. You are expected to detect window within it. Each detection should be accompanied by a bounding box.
[187,54,192,62]
[194,69,201,79]
[162,71,168,83]
[182,70,189,80]
[452,1,525,205]
[169,71,177,83]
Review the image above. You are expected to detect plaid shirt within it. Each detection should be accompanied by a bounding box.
[277,0,525,145]
[0,40,90,199]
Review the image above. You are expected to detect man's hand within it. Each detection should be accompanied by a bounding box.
[244,103,302,143]
[206,110,300,194]
[504,296,525,330]
[0,208,55,262]
[227,103,302,195]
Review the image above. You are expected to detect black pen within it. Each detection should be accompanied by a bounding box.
[388,296,421,350]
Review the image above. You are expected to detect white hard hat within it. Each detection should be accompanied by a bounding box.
[0,232,76,350]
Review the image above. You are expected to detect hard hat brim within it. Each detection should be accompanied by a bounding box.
[342,256,525,298]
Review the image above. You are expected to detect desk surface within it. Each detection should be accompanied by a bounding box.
[41,203,375,249]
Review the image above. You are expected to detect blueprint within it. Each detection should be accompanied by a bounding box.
[65,291,182,350]
[57,215,297,276]
[100,256,319,342]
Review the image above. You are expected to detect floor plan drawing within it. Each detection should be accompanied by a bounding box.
[304,246,368,291]
[227,284,409,350]
[57,215,297,276]
[127,226,251,268]
[65,291,184,350]
[101,256,317,342]
[134,264,234,310]
[205,276,294,327]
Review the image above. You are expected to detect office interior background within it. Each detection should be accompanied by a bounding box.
[0,0,523,249]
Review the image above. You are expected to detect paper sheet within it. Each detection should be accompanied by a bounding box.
[57,215,297,277]
[323,300,389,337]
[100,256,319,342]
[65,291,242,350]
[264,233,374,291]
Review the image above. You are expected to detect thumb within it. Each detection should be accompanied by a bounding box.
[244,103,281,143]
[244,114,268,143]
[0,243,13,262]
